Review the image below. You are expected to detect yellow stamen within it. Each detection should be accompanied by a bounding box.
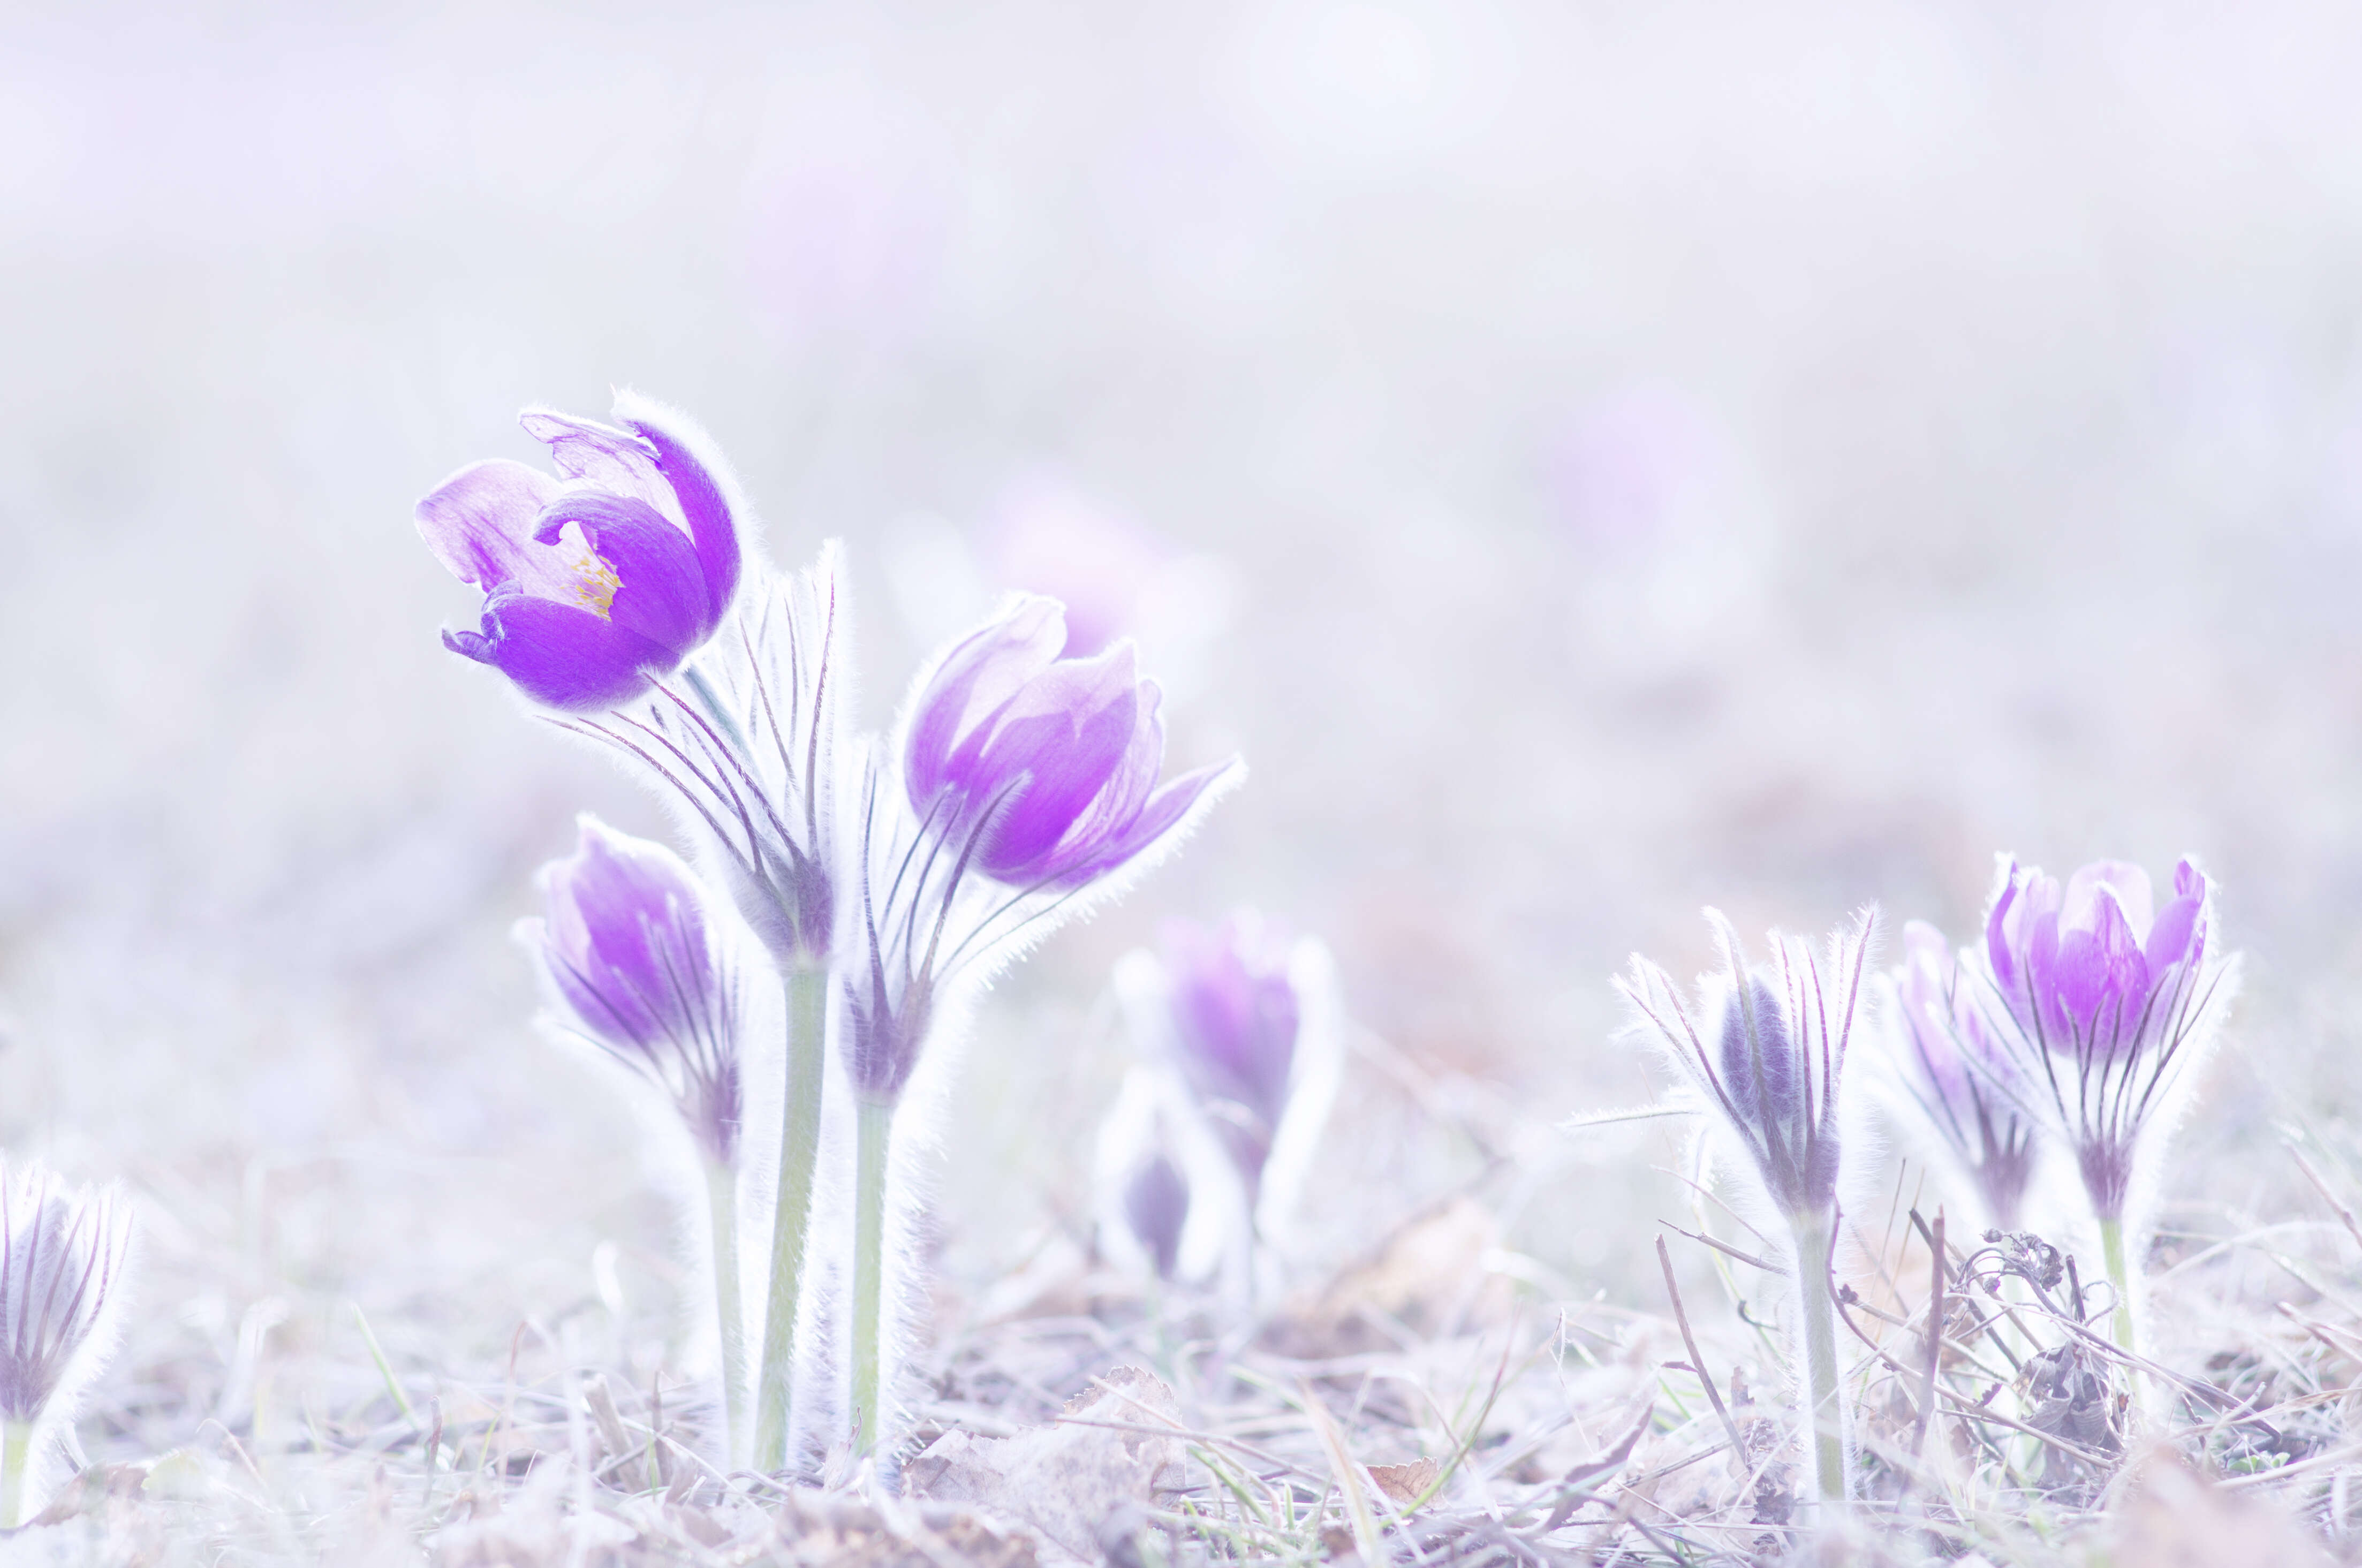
[573,552,622,619]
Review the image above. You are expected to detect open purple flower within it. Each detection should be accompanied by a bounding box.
[1884,920,2037,1230]
[417,393,745,711]
[523,817,741,1167]
[1978,854,2235,1225]
[1973,854,2238,1358]
[1158,914,1303,1208]
[902,595,1233,893]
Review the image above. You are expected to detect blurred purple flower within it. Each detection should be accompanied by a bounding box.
[1160,914,1303,1205]
[1979,854,2235,1221]
[523,816,741,1166]
[1622,909,1876,1223]
[844,595,1241,1104]
[1886,920,2036,1229]
[417,393,745,711]
[1122,1153,1191,1282]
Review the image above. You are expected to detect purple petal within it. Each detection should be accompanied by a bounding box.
[1022,676,1165,883]
[969,646,1143,879]
[905,596,1066,804]
[2145,890,2204,974]
[465,589,671,711]
[620,401,743,623]
[415,459,572,598]
[532,492,711,655]
[519,408,670,512]
[2064,860,2154,942]
[1985,862,2020,994]
[1050,756,1240,888]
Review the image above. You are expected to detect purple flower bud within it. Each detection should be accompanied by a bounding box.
[0,1165,130,1426]
[1885,920,2037,1229]
[1122,1154,1191,1282]
[1622,909,1876,1222]
[417,394,746,712]
[524,817,743,1166]
[1160,914,1303,1202]
[902,596,1236,891]
[1977,853,2234,1221]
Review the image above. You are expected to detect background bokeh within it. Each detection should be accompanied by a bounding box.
[5,0,2361,1429]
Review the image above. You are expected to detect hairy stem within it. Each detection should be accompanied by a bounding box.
[1,1419,29,1529]
[2099,1214,2151,1423]
[1793,1214,1849,1511]
[753,964,828,1473]
[2099,1215,2137,1354]
[705,1161,747,1469]
[849,1096,894,1465]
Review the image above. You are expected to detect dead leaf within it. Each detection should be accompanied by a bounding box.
[1368,1458,1439,1508]
[2108,1446,2333,1568]
[907,1366,1186,1567]
[1269,1198,1512,1355]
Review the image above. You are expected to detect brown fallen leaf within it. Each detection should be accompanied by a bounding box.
[906,1366,1187,1567]
[1368,1457,1439,1509]
[2107,1445,2333,1568]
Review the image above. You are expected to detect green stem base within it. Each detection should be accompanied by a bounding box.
[706,1162,747,1469]
[1793,1215,1848,1511]
[850,1096,893,1466]
[754,964,829,1474]
[2,1419,31,1530]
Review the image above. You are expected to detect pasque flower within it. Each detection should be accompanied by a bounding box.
[417,393,745,711]
[846,596,1240,1103]
[1620,908,1876,1513]
[898,595,1233,896]
[521,818,753,1464]
[1977,855,2236,1353]
[838,594,1240,1464]
[523,817,742,1165]
[0,1164,132,1530]
[1883,920,2037,1230]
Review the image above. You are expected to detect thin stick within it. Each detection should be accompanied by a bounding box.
[1655,1236,1747,1465]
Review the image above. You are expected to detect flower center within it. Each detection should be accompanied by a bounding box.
[572,551,622,619]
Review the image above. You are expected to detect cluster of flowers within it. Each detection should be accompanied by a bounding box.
[1621,855,2237,1512]
[415,396,1241,1475]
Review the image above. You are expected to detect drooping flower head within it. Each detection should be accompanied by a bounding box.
[902,596,1234,892]
[0,1164,131,1431]
[1882,920,2037,1230]
[842,597,1242,1104]
[417,393,746,712]
[522,817,743,1166]
[1977,854,2235,1221]
[1157,914,1303,1204]
[1622,908,1876,1223]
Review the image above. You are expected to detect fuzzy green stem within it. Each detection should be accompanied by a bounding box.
[2099,1216,2136,1354]
[2099,1214,2151,1423]
[1,1419,29,1531]
[753,964,829,1474]
[705,1161,748,1469]
[1793,1215,1848,1511]
[849,1095,894,1464]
